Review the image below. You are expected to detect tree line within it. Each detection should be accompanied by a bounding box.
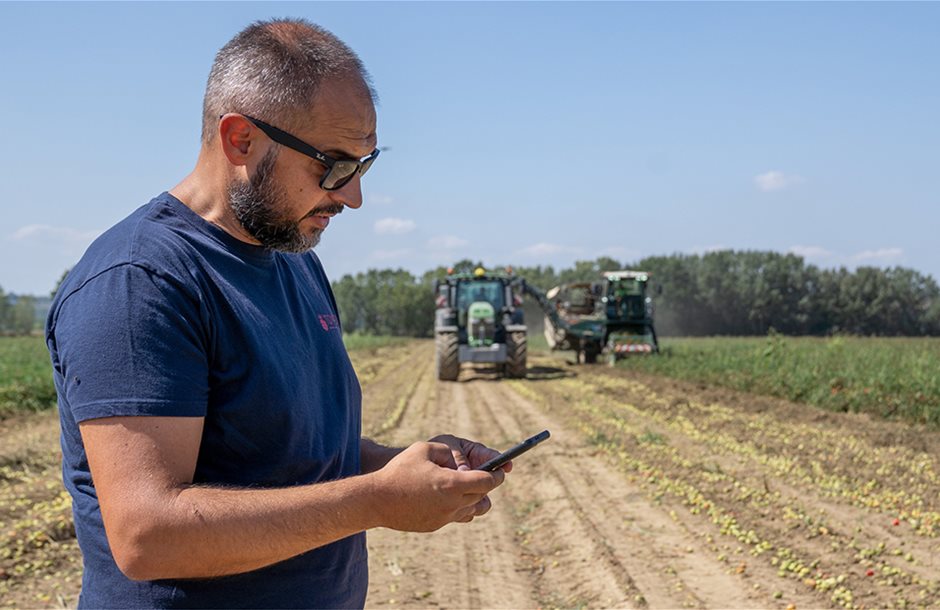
[0,287,39,335]
[27,252,940,338]
[331,251,940,337]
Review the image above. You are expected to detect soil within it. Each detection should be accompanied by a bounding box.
[2,340,939,609]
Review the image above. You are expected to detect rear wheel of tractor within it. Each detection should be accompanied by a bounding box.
[436,332,459,381]
[506,331,527,379]
[579,342,599,364]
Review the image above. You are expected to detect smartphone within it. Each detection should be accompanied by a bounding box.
[476,430,551,472]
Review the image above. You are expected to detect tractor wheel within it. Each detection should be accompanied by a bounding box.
[579,342,599,364]
[436,332,460,381]
[505,331,527,379]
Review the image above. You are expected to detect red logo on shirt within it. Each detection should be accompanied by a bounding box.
[318,314,340,332]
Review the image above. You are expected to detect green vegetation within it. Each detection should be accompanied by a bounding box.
[620,335,940,426]
[0,286,41,336]
[0,336,56,418]
[332,253,940,338]
[332,269,436,337]
[0,334,405,419]
[342,334,409,351]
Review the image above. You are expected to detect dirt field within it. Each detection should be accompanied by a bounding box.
[2,339,940,609]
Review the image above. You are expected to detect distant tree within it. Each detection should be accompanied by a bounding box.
[9,295,36,335]
[336,252,940,338]
[333,269,435,337]
[52,268,71,298]
[511,264,558,291]
[0,285,9,333]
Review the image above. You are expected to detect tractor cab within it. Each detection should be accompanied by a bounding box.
[603,271,652,322]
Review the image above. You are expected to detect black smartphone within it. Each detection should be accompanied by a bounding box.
[476,430,551,472]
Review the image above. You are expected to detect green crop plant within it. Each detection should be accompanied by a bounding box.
[617,336,940,427]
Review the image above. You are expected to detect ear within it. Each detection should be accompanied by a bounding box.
[217,114,259,167]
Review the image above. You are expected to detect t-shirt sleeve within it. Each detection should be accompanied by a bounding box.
[51,263,209,422]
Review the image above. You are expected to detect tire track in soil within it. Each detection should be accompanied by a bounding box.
[478,379,796,610]
[358,342,433,438]
[514,367,865,610]
[471,380,645,609]
[364,369,536,609]
[521,375,829,607]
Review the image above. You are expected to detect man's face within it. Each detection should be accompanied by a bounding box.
[227,76,378,253]
[227,147,343,252]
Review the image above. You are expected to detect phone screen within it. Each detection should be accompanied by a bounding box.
[476,430,551,472]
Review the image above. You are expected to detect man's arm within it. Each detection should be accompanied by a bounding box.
[81,416,504,581]
[360,437,403,474]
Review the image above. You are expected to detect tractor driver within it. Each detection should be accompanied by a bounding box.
[45,19,508,609]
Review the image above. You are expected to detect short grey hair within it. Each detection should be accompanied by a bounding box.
[201,18,377,143]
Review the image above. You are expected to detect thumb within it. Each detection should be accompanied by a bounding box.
[426,442,459,469]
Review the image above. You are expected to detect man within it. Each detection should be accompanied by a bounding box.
[46,18,507,609]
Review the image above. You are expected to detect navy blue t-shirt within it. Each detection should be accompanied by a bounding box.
[45,192,367,609]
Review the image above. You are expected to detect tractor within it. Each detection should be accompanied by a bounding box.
[525,270,659,364]
[433,267,527,381]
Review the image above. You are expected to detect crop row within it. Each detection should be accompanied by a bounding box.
[621,336,940,426]
[584,374,940,537]
[508,372,940,610]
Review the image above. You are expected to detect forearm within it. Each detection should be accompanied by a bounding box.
[360,437,403,474]
[114,474,384,581]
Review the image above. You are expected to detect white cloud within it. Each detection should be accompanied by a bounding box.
[371,248,412,261]
[754,170,804,192]
[788,245,832,259]
[367,194,394,205]
[687,244,729,255]
[852,247,903,263]
[10,224,102,259]
[427,235,469,249]
[518,242,582,257]
[597,246,640,260]
[11,224,101,244]
[373,217,416,235]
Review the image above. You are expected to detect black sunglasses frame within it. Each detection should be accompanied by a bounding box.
[229,114,379,191]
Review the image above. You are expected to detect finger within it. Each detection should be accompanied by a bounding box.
[455,468,505,494]
[473,495,492,516]
[427,436,472,470]
[450,448,471,470]
[466,444,501,469]
[425,442,458,469]
[454,505,477,523]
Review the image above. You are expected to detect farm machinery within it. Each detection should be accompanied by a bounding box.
[523,270,660,364]
[433,267,527,381]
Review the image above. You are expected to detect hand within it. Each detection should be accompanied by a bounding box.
[429,434,514,473]
[372,441,505,532]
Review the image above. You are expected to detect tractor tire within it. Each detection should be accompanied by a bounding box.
[436,332,460,381]
[579,341,600,364]
[505,331,527,379]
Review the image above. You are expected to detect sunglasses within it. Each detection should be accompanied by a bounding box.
[237,114,380,191]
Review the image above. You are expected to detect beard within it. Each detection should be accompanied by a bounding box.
[228,147,323,253]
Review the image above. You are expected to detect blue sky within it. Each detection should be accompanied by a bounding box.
[1,2,938,295]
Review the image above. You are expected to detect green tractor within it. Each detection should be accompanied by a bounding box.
[433,267,527,381]
[525,270,659,365]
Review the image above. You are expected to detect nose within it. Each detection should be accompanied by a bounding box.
[329,173,363,210]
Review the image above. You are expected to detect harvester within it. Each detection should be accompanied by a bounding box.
[523,270,659,364]
[433,267,527,381]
